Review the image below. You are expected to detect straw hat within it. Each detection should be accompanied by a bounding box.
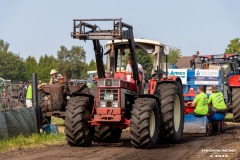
[211,86,218,92]
[50,69,58,75]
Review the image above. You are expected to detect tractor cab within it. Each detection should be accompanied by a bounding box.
[104,39,170,94]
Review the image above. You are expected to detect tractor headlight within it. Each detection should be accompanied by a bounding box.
[100,101,106,108]
[112,101,118,108]
[200,57,204,60]
[230,57,233,60]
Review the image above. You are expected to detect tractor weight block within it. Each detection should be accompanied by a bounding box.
[183,114,207,134]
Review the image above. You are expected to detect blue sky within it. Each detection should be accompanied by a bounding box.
[0,0,239,63]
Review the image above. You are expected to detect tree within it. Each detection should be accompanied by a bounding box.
[57,45,86,79]
[37,54,58,83]
[0,39,9,52]
[168,47,182,65]
[0,51,25,81]
[24,56,38,81]
[88,59,97,71]
[135,49,153,78]
[122,49,153,78]
[225,38,240,54]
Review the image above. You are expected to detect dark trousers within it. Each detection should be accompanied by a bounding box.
[188,111,205,117]
[208,107,226,115]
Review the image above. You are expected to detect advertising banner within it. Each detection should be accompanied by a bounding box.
[168,69,187,84]
[194,69,219,85]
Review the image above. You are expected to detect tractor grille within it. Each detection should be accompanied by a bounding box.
[100,89,118,101]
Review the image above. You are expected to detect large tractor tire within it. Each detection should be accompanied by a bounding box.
[64,96,92,146]
[93,126,122,143]
[130,98,160,149]
[231,87,240,122]
[158,82,184,143]
[81,86,90,94]
[90,83,98,99]
[38,89,51,126]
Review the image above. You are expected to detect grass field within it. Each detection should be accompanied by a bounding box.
[0,117,66,153]
[225,113,233,121]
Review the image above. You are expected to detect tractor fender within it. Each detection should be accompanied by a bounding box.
[148,77,182,95]
[161,76,182,86]
[229,75,240,87]
[138,94,161,109]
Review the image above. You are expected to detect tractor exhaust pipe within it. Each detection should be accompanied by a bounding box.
[32,73,40,133]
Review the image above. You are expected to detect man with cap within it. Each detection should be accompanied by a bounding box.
[49,69,62,85]
[190,86,209,116]
[208,86,227,113]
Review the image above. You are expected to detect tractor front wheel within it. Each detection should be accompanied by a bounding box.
[130,98,160,149]
[158,82,184,143]
[64,96,92,146]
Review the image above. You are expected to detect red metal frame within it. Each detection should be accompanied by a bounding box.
[148,76,180,95]
[148,78,157,95]
[183,91,196,114]
[89,78,137,129]
[229,75,240,87]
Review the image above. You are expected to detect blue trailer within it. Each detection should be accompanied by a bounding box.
[168,68,225,134]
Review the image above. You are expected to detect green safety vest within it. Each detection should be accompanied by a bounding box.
[208,92,226,110]
[194,93,209,115]
[26,85,32,100]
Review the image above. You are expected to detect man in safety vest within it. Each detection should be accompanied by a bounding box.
[208,86,226,113]
[26,81,32,107]
[190,86,209,116]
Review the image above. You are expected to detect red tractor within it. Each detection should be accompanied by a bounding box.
[66,18,184,148]
[195,54,240,121]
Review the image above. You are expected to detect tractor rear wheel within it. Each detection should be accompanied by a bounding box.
[158,82,184,143]
[93,126,122,143]
[38,89,51,126]
[130,98,160,149]
[64,96,92,146]
[232,87,240,122]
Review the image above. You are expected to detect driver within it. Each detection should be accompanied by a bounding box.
[126,56,145,83]
[49,69,63,85]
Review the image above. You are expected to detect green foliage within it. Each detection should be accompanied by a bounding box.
[0,50,25,81]
[88,59,97,71]
[122,49,153,78]
[0,39,89,82]
[135,49,153,78]
[225,38,240,54]
[24,56,38,81]
[0,133,66,153]
[57,45,86,79]
[0,39,25,81]
[37,54,58,83]
[0,39,9,52]
[168,47,182,65]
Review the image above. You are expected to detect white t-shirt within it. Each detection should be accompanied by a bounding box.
[126,63,145,79]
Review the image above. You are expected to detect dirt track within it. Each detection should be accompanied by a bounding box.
[0,122,240,160]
